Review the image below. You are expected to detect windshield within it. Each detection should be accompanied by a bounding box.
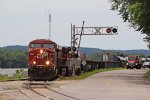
[43,43,55,49]
[128,57,135,60]
[30,43,41,48]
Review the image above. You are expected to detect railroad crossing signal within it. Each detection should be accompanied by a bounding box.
[112,28,117,33]
[71,24,118,47]
[67,47,79,59]
[72,26,118,36]
[72,47,76,51]
[67,53,79,59]
[73,53,79,58]
[67,54,73,58]
[70,22,118,76]
[106,27,117,33]
[71,37,78,45]
[106,28,111,33]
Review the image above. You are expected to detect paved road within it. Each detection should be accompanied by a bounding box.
[56,69,150,100]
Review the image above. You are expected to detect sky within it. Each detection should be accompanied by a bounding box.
[0,0,148,50]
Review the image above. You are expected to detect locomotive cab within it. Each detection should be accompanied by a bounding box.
[28,39,59,81]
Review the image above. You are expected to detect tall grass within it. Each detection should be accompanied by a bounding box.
[145,70,150,80]
[0,69,26,81]
[60,67,123,80]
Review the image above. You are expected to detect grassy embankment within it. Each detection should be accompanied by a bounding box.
[145,70,150,80]
[0,67,124,81]
[0,69,26,81]
[60,67,124,80]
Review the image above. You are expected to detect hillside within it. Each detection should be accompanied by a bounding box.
[4,45,27,51]
[79,48,150,56]
[1,45,150,56]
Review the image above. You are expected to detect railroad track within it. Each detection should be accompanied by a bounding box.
[43,81,80,100]
[25,81,80,100]
[27,81,54,100]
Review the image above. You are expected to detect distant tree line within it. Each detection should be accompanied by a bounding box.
[0,48,27,68]
[0,45,149,68]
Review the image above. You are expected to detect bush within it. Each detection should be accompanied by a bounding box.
[12,69,25,80]
[0,69,27,81]
[0,74,9,81]
[145,70,150,80]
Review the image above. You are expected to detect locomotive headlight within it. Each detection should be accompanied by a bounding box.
[126,63,129,65]
[40,49,43,54]
[33,61,36,65]
[46,61,50,65]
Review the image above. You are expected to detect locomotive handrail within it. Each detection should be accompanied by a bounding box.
[49,60,55,67]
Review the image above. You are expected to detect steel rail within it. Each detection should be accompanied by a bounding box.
[44,81,80,100]
[27,81,54,100]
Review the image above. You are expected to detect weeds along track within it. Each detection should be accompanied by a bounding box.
[25,81,80,100]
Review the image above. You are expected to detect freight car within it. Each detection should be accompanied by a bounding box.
[28,39,69,81]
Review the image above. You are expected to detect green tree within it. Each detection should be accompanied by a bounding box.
[109,0,150,48]
[0,48,27,68]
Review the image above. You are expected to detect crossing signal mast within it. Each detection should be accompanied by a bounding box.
[71,21,118,49]
[69,21,118,76]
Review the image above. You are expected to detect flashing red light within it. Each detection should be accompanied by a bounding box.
[67,54,73,58]
[106,28,111,33]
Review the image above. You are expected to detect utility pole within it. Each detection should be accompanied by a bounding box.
[45,9,51,39]
[49,14,51,39]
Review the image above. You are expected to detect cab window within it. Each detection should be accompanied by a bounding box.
[43,43,55,49]
[128,57,135,60]
[30,43,41,48]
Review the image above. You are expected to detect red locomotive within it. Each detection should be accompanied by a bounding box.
[28,39,68,81]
